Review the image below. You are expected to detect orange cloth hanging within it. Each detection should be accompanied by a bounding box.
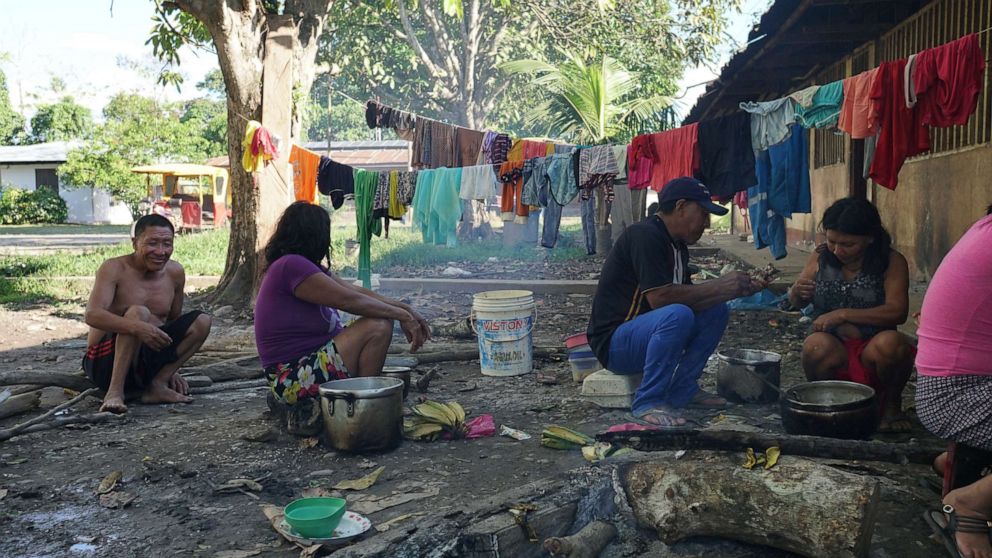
[289,145,321,203]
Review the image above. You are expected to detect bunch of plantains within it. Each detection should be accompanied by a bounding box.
[540,425,595,450]
[404,400,467,440]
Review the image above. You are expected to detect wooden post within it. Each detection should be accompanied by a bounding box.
[254,15,296,296]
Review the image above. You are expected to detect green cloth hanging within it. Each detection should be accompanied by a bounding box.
[353,169,382,288]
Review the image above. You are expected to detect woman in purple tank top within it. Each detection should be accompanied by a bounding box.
[254,202,431,435]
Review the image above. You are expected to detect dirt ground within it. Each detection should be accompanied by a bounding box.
[0,249,947,558]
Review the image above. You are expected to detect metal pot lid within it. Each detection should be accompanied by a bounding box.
[319,377,404,399]
[717,348,782,365]
[783,380,875,410]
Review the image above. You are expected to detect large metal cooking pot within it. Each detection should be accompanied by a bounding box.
[319,377,404,452]
[781,380,878,439]
[380,366,412,399]
[716,349,782,404]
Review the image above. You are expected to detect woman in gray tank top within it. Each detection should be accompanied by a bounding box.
[786,197,916,433]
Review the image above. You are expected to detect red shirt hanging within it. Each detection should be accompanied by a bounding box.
[649,123,699,192]
[868,59,930,190]
[913,33,987,128]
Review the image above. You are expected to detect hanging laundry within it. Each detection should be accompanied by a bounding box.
[412,170,435,242]
[373,171,390,219]
[411,116,431,168]
[396,170,418,205]
[649,123,699,192]
[354,169,382,289]
[251,126,278,162]
[547,152,579,207]
[478,131,512,165]
[913,33,986,127]
[695,112,756,199]
[242,120,263,173]
[627,134,656,190]
[747,151,786,261]
[739,98,796,151]
[787,85,821,108]
[536,161,564,249]
[455,127,485,167]
[746,124,810,260]
[838,68,881,139]
[498,160,527,223]
[289,145,321,203]
[794,80,844,129]
[428,168,463,247]
[365,100,379,129]
[577,146,619,210]
[868,58,930,189]
[429,120,457,169]
[387,171,406,220]
[610,144,647,241]
[767,124,811,219]
[316,156,355,210]
[459,165,498,200]
[521,157,548,207]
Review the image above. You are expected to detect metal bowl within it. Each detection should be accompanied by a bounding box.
[781,380,878,439]
[380,366,412,399]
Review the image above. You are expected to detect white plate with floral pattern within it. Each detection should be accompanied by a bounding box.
[276,511,373,545]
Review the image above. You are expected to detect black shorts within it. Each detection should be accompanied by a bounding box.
[82,311,204,392]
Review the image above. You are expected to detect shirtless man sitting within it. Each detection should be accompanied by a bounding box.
[83,214,212,414]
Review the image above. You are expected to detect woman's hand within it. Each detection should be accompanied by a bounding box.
[790,278,816,304]
[813,310,848,332]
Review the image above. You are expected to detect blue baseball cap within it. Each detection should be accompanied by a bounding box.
[658,177,729,216]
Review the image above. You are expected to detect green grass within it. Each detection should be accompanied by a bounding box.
[0,222,590,305]
[0,224,131,235]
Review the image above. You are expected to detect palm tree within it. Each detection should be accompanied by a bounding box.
[501,51,673,144]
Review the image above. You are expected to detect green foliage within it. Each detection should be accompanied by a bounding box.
[0,185,68,225]
[321,0,740,132]
[196,69,226,98]
[59,93,213,217]
[147,3,214,89]
[0,68,25,144]
[503,53,673,144]
[29,96,93,143]
[180,97,228,156]
[303,76,382,141]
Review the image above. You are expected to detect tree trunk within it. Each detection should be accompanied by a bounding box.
[623,452,880,558]
[174,1,330,309]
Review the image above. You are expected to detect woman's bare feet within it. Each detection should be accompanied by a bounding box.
[99,395,128,414]
[944,486,992,558]
[141,381,194,405]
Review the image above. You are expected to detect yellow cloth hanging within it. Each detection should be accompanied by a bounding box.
[387,171,406,219]
[241,120,263,173]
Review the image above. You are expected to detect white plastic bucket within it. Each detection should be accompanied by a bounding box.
[472,290,536,377]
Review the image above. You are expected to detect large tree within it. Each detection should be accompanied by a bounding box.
[29,96,93,143]
[321,0,740,130]
[0,67,25,145]
[148,0,332,306]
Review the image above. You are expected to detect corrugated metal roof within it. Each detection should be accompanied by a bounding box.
[0,141,82,164]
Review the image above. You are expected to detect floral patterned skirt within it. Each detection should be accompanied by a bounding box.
[264,338,350,405]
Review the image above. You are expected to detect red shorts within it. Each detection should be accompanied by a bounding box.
[835,337,917,395]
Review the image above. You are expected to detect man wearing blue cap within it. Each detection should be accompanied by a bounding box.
[587,177,766,427]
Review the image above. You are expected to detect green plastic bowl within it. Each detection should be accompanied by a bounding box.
[284,497,347,539]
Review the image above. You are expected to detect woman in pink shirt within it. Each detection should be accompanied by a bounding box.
[916,205,992,558]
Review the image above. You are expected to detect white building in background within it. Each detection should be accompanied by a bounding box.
[0,141,132,225]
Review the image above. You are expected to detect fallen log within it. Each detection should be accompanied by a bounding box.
[183,355,261,382]
[190,378,267,394]
[0,391,42,420]
[0,388,99,441]
[0,371,96,392]
[598,427,945,465]
[543,520,617,558]
[623,451,879,558]
[8,385,45,396]
[0,412,125,442]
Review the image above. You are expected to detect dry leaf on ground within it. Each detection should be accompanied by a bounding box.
[298,437,319,449]
[99,491,137,509]
[96,471,123,494]
[333,466,385,490]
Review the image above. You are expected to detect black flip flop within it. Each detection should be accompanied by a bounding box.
[924,505,992,558]
[626,409,690,430]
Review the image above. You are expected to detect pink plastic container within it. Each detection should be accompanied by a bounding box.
[564,332,588,350]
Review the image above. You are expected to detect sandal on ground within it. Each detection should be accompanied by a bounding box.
[924,504,992,558]
[687,389,728,409]
[628,408,688,429]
